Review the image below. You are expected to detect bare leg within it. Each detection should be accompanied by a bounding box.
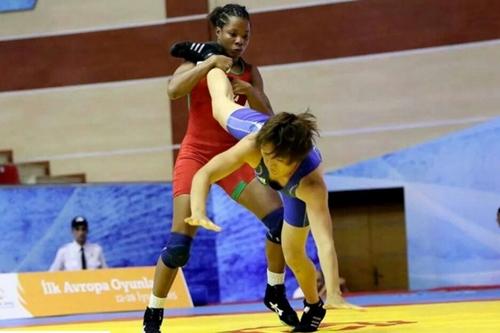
[237,179,286,273]
[151,195,197,297]
[206,68,243,129]
[264,240,286,273]
[237,179,299,326]
[281,223,320,305]
[144,195,198,332]
[151,258,177,297]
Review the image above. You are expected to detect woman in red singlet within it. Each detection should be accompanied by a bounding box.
[143,4,298,332]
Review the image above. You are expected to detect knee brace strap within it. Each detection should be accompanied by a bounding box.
[262,207,284,244]
[161,232,193,268]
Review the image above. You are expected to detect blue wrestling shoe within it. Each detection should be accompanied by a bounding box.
[170,41,226,63]
[143,307,163,333]
[264,284,300,327]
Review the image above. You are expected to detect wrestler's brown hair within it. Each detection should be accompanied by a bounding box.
[256,112,319,163]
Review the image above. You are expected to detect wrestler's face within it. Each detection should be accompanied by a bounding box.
[260,143,297,179]
[215,16,250,59]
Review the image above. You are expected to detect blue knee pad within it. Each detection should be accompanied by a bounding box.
[261,207,284,244]
[161,232,193,268]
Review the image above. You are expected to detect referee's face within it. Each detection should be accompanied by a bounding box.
[72,226,88,245]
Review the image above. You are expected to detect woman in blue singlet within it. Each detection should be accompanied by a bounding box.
[185,68,359,332]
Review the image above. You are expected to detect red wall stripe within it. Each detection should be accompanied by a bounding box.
[165,0,208,18]
[0,20,207,92]
[1,0,499,92]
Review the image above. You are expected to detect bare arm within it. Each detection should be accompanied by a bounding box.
[188,136,260,230]
[296,170,341,299]
[167,55,233,100]
[231,66,273,114]
[297,170,362,310]
[248,66,273,114]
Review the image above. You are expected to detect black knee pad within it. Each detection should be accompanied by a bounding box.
[160,232,193,268]
[262,207,284,244]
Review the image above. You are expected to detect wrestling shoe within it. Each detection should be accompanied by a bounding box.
[292,299,326,332]
[170,41,226,63]
[143,307,163,333]
[264,284,299,327]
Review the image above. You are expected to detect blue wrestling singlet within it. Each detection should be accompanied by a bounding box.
[227,108,323,227]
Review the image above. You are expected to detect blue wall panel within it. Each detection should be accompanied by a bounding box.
[0,183,220,304]
[328,117,500,289]
[0,0,36,12]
